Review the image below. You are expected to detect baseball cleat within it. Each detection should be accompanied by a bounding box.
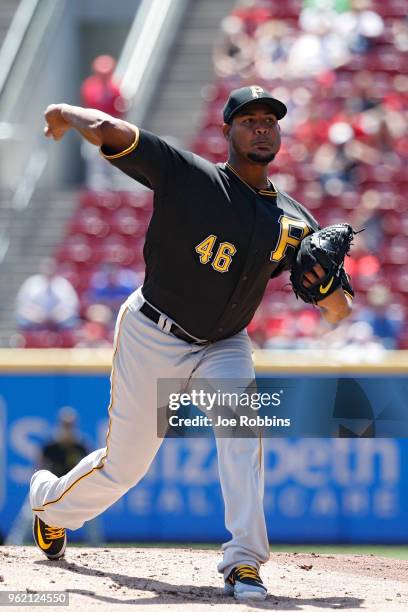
[224,564,267,601]
[33,515,66,560]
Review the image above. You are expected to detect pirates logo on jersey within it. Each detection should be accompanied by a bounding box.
[270,215,311,262]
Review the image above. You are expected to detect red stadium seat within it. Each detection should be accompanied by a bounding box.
[21,329,77,348]
[269,0,300,19]
[384,237,408,265]
[80,191,122,214]
[373,0,408,17]
[116,191,152,211]
[110,208,145,238]
[382,211,400,236]
[56,235,95,266]
[389,266,408,294]
[70,208,110,239]
[94,234,141,267]
[57,261,94,295]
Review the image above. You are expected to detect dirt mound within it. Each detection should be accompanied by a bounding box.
[1,547,408,610]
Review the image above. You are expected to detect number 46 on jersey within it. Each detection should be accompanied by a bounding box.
[194,216,310,274]
[195,235,236,273]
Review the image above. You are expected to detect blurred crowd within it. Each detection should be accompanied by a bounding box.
[14,257,143,348]
[12,0,407,352]
[213,0,396,80]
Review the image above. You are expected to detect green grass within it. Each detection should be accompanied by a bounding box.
[22,541,408,559]
[268,545,408,560]
[85,542,408,560]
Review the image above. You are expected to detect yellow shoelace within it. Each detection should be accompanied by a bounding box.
[45,526,65,540]
[235,564,261,582]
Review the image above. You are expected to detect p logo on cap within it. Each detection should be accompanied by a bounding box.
[223,85,287,124]
[250,86,265,98]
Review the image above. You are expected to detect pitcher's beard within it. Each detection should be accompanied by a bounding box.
[247,151,276,165]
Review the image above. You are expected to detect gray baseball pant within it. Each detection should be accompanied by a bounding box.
[30,287,269,577]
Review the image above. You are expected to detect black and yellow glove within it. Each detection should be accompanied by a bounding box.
[290,223,356,304]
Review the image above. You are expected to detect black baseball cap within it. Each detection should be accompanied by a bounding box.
[223,85,287,124]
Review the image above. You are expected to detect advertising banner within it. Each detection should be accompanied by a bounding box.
[1,371,407,543]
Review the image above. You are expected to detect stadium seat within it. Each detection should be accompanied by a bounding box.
[57,261,93,295]
[94,234,142,267]
[70,209,110,239]
[22,329,77,349]
[110,208,145,238]
[80,191,122,215]
[56,235,95,266]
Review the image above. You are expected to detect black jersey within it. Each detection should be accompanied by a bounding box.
[102,129,320,341]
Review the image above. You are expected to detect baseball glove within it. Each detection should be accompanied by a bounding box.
[290,223,356,304]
